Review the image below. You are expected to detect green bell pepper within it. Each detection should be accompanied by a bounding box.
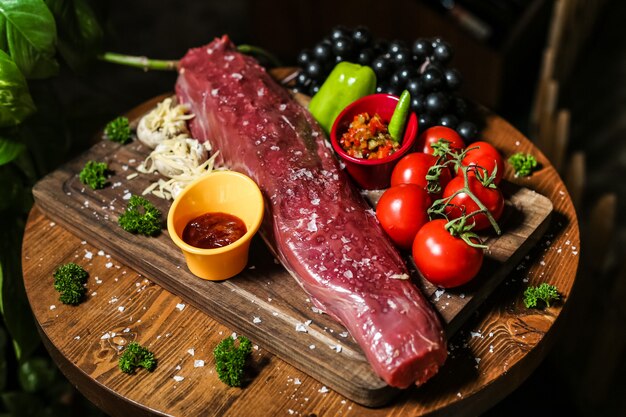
[308,62,376,134]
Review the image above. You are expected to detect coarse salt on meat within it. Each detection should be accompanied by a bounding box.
[175,36,446,388]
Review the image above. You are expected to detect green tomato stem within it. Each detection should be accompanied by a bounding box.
[458,166,502,235]
[98,52,179,71]
[98,45,281,72]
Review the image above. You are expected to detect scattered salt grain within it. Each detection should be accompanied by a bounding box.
[122,192,132,200]
[339,331,349,338]
[98,250,105,256]
[306,218,318,232]
[309,344,316,350]
[294,378,301,385]
[253,316,262,324]
[105,262,113,269]
[470,331,484,338]
[319,386,329,393]
[49,305,56,310]
[101,332,111,340]
[187,348,195,356]
[390,273,409,280]
[330,344,342,353]
[176,303,185,311]
[231,332,238,340]
[489,345,494,353]
[118,306,125,313]
[74,336,80,340]
[295,323,308,333]
[173,376,184,382]
[434,289,445,301]
[49,222,56,227]
[194,360,205,368]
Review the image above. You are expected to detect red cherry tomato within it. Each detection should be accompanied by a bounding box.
[442,175,504,231]
[416,126,466,156]
[458,141,504,185]
[412,219,484,288]
[376,184,431,250]
[390,152,452,197]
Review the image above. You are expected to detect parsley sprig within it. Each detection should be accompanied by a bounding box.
[79,160,108,190]
[524,283,560,308]
[53,262,88,305]
[118,195,162,236]
[214,336,252,387]
[119,342,157,374]
[508,152,538,177]
[105,116,132,144]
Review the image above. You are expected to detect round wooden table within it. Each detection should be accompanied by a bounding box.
[22,98,579,416]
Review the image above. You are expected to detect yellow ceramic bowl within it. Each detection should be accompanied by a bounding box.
[167,170,264,280]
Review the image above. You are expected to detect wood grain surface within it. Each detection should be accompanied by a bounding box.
[31,95,551,405]
[23,73,579,416]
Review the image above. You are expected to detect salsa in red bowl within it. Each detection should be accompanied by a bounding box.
[330,93,418,190]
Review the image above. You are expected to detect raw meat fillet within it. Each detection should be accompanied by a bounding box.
[175,36,446,388]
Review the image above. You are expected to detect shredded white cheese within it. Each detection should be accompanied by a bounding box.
[138,136,220,201]
[137,97,194,148]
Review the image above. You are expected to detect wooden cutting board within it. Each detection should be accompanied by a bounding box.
[32,95,552,407]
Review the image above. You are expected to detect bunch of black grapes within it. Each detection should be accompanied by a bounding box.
[295,25,478,140]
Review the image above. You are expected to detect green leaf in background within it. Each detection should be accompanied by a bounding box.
[45,0,102,72]
[0,221,41,362]
[0,327,8,392]
[1,391,44,416]
[18,357,57,393]
[0,0,58,79]
[0,136,24,166]
[0,166,26,212]
[0,50,35,127]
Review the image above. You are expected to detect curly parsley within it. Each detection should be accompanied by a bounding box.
[214,336,252,387]
[79,160,108,190]
[119,342,157,374]
[105,116,132,144]
[53,262,88,305]
[508,152,538,177]
[118,195,162,236]
[524,283,560,308]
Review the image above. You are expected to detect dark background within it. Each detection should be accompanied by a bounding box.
[51,0,625,415]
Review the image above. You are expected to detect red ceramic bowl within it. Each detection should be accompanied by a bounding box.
[330,93,419,190]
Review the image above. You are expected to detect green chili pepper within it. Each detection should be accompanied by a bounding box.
[308,62,376,134]
[388,90,411,143]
